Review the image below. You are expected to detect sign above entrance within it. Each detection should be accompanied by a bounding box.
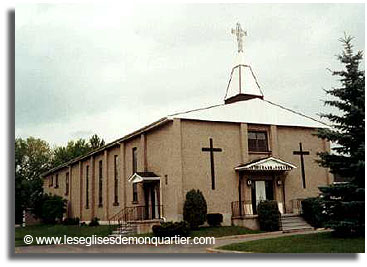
[235,157,296,172]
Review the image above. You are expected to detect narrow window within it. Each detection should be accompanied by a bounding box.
[132,147,137,174]
[133,183,138,203]
[85,165,89,209]
[65,172,69,196]
[132,147,138,203]
[114,155,119,205]
[98,160,103,207]
[49,176,53,187]
[55,174,59,188]
[248,131,268,152]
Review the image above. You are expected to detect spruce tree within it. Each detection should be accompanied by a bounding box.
[317,34,365,236]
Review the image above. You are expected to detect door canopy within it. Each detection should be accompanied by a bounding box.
[128,172,160,183]
[235,157,296,172]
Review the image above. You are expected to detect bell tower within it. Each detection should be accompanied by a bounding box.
[224,23,263,104]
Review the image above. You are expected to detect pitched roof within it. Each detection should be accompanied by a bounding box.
[168,97,329,129]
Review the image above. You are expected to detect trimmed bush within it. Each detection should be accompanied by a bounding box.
[207,213,223,226]
[152,221,190,237]
[301,198,325,228]
[257,200,281,231]
[34,194,67,224]
[183,189,207,229]
[89,217,100,226]
[62,217,80,225]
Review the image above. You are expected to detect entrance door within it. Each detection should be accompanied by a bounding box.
[251,180,274,214]
[143,182,160,220]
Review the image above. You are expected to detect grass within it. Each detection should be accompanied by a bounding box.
[134,226,261,238]
[190,226,261,238]
[219,232,365,253]
[15,224,113,247]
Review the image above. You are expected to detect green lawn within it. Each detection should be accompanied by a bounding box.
[135,226,261,238]
[15,224,113,247]
[190,226,261,238]
[219,232,365,253]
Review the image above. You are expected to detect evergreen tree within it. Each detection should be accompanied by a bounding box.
[317,34,365,236]
[183,189,207,229]
[89,134,105,150]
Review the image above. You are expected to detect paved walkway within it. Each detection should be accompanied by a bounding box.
[15,229,328,254]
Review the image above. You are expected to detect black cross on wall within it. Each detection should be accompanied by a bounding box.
[293,142,310,189]
[202,138,222,190]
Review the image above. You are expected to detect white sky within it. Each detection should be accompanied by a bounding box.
[15,3,365,146]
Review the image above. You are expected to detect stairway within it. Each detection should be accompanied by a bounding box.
[110,222,138,237]
[281,214,313,233]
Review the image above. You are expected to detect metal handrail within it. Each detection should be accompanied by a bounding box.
[108,205,164,226]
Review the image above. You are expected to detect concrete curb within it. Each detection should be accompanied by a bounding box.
[215,231,283,240]
[206,247,253,253]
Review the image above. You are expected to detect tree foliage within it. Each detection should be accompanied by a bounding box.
[15,134,105,222]
[317,34,365,186]
[183,189,207,229]
[317,35,365,236]
[33,193,67,224]
[89,134,105,150]
[51,134,105,168]
[15,137,52,223]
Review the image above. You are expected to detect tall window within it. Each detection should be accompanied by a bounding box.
[248,131,268,152]
[85,166,89,209]
[132,147,137,174]
[65,172,69,196]
[132,147,138,203]
[98,160,103,207]
[133,183,138,203]
[49,176,53,187]
[114,155,119,205]
[55,174,59,188]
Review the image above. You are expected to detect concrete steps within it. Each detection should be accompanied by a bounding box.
[281,214,313,233]
[110,223,138,237]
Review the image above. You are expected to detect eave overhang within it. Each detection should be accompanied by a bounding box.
[128,172,160,184]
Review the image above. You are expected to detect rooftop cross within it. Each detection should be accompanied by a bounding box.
[231,22,247,53]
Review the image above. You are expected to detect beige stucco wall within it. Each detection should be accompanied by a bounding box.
[180,120,242,225]
[276,126,331,212]
[42,118,330,226]
[146,120,182,222]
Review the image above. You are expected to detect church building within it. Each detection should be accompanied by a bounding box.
[42,23,331,231]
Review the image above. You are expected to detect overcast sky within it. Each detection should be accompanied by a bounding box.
[15,3,365,146]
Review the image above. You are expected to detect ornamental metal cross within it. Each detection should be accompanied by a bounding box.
[202,138,222,190]
[231,22,247,53]
[293,143,310,189]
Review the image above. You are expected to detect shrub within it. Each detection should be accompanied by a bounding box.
[89,217,100,226]
[257,200,281,231]
[301,198,325,228]
[62,217,80,225]
[152,221,190,237]
[183,189,207,229]
[33,194,67,224]
[207,213,223,226]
